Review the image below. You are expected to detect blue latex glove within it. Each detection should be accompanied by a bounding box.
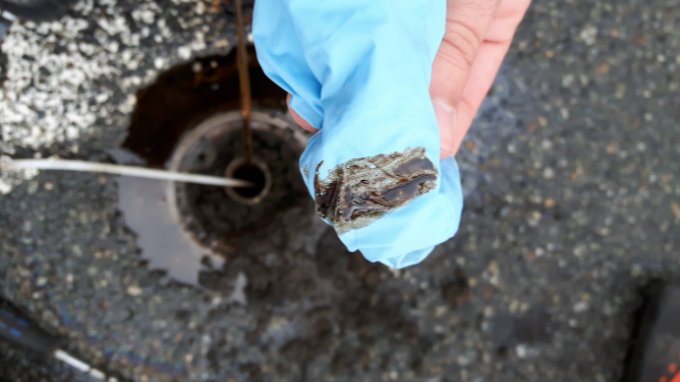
[253,0,463,268]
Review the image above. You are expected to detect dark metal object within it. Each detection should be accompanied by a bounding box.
[622,283,680,382]
[0,304,58,355]
[233,0,253,164]
[0,0,71,21]
[0,298,119,381]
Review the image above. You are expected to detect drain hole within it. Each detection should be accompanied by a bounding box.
[224,157,272,205]
[233,164,266,198]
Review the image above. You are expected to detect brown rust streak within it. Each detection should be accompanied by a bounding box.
[234,0,253,164]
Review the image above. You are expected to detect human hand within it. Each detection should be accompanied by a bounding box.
[254,0,479,267]
[286,0,531,160]
[431,0,531,158]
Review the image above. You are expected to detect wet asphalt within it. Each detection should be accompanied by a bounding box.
[1,0,680,381]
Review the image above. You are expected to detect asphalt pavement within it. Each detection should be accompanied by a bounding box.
[0,0,679,381]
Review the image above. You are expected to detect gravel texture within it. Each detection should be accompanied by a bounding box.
[1,0,680,381]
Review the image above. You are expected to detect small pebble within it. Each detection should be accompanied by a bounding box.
[573,301,588,313]
[126,285,143,296]
[543,168,555,179]
[27,181,39,194]
[670,202,680,219]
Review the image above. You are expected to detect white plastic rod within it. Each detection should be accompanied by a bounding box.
[1,11,18,22]
[54,350,90,372]
[2,158,253,187]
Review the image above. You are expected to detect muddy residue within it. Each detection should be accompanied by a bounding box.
[269,229,433,379]
[314,147,438,233]
[441,268,470,309]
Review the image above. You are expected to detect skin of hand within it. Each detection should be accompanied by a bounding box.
[287,0,532,160]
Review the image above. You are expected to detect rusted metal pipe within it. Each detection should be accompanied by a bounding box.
[234,0,253,164]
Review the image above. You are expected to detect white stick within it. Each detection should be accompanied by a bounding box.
[54,349,90,372]
[1,158,253,187]
[1,11,18,22]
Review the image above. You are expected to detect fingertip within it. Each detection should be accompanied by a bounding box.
[439,147,454,160]
[287,93,319,133]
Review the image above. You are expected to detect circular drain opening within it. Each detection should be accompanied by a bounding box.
[225,158,271,204]
[167,110,313,252]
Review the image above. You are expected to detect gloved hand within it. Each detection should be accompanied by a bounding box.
[252,0,530,268]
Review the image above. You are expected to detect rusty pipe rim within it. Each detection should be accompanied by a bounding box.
[224,157,272,205]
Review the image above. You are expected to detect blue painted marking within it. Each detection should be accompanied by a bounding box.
[9,328,21,337]
[0,310,13,318]
[16,319,28,327]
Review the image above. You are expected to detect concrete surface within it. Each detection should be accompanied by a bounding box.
[0,0,679,381]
